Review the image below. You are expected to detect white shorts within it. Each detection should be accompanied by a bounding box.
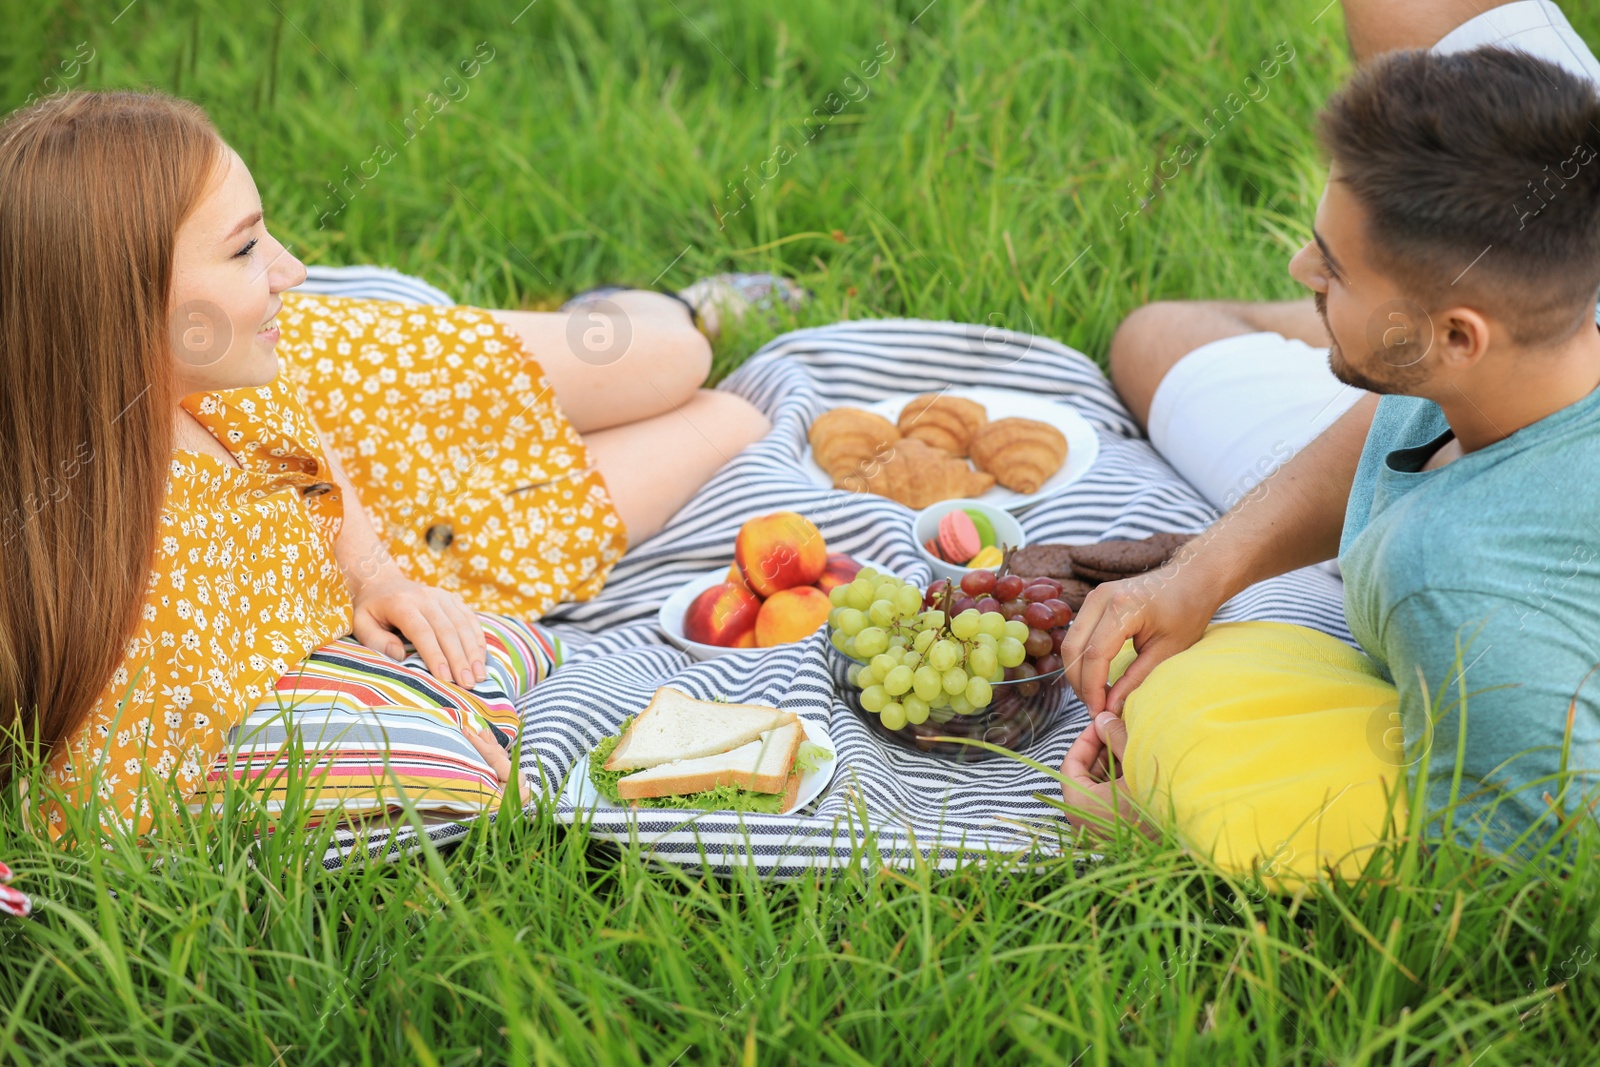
[1146,0,1600,515]
[1146,332,1363,514]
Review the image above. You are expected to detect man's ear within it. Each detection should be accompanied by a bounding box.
[1431,305,1493,372]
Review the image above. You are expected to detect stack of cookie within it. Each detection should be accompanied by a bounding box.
[1008,532,1194,610]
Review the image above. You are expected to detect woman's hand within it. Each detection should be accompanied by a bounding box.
[350,571,488,687]
[1059,712,1155,840]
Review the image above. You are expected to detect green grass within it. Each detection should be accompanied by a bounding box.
[4,0,1600,1063]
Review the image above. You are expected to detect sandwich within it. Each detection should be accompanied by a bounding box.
[587,688,829,814]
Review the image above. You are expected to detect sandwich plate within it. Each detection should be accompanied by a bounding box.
[658,558,896,661]
[563,720,838,816]
[800,386,1100,511]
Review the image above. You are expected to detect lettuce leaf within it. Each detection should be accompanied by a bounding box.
[794,740,832,774]
[584,718,794,814]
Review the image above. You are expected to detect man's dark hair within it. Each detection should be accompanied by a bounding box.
[1320,47,1600,347]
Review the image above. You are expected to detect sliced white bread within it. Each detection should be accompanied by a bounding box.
[616,721,802,800]
[604,688,797,772]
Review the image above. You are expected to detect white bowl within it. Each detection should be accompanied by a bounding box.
[912,499,1025,583]
[658,558,896,661]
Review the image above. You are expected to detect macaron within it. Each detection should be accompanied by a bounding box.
[963,508,997,549]
[937,509,981,564]
[968,544,1003,569]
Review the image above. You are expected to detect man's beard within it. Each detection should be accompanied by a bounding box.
[1316,291,1429,395]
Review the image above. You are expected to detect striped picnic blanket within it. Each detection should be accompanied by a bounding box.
[298,266,1351,873]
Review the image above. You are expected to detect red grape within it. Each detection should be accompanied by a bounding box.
[952,595,977,615]
[1034,653,1063,677]
[1042,599,1072,627]
[925,578,950,606]
[1023,602,1055,630]
[959,569,997,597]
[999,598,1027,619]
[1024,627,1053,658]
[1022,582,1056,603]
[994,574,1025,601]
[1049,627,1069,653]
[975,596,1002,615]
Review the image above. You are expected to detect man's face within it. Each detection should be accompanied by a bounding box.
[1289,173,1435,395]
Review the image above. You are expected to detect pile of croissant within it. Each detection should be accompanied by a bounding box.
[808,394,1068,509]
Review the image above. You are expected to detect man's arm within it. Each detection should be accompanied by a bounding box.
[1341,0,1511,63]
[1061,394,1378,716]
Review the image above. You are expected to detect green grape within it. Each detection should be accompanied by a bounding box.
[978,611,1007,638]
[871,653,896,676]
[884,665,914,696]
[834,608,867,636]
[928,639,960,673]
[867,600,895,628]
[942,667,969,695]
[894,585,924,616]
[855,627,889,658]
[912,665,944,701]
[856,567,881,583]
[860,684,889,714]
[888,634,909,650]
[950,693,974,715]
[997,636,1026,668]
[989,666,1004,684]
[966,676,993,708]
[856,664,879,688]
[930,691,950,709]
[902,694,930,725]
[846,664,863,686]
[912,628,938,654]
[1003,619,1030,643]
[901,650,922,670]
[968,644,998,678]
[846,578,875,611]
[829,584,850,608]
[879,701,908,731]
[919,609,947,630]
[873,581,902,604]
[928,702,955,722]
[973,632,998,650]
[950,609,982,641]
[829,629,853,655]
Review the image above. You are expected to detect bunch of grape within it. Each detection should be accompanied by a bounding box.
[826,567,1064,732]
[931,570,1075,692]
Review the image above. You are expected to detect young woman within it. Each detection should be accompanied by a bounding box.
[0,89,770,834]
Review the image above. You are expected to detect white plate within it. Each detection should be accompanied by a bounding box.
[802,386,1101,511]
[563,720,838,815]
[658,557,896,661]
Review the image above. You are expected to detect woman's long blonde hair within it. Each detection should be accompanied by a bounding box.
[0,90,221,778]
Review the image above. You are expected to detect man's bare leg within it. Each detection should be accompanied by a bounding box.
[1108,299,1328,431]
[1341,0,1516,63]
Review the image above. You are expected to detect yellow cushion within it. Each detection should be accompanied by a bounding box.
[1110,622,1407,888]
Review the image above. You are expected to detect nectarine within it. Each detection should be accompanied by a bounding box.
[755,586,832,648]
[735,511,826,598]
[682,582,762,648]
[813,552,863,593]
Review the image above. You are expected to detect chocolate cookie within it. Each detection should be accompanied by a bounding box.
[1058,578,1095,611]
[1068,532,1194,580]
[1007,543,1076,581]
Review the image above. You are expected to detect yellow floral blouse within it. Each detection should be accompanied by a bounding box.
[48,292,626,834]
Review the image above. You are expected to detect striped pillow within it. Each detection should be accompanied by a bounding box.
[209,615,557,821]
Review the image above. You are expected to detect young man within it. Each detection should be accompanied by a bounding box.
[1061,21,1600,864]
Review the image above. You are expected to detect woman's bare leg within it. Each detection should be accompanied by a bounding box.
[488,291,711,434]
[583,389,771,544]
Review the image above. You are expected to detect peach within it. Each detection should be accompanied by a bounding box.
[735,511,827,598]
[682,582,762,648]
[755,586,832,648]
[813,552,863,594]
[726,563,751,594]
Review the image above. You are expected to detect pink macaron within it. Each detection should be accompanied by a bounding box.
[937,509,981,564]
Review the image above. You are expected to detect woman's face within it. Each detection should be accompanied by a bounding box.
[167,145,305,397]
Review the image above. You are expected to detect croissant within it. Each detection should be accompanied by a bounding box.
[969,417,1068,494]
[809,407,901,483]
[896,394,988,456]
[838,437,996,509]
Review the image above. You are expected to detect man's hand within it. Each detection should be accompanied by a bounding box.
[1060,557,1222,717]
[1059,711,1155,839]
[350,571,488,687]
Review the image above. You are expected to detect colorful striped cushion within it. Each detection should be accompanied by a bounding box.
[207,615,558,820]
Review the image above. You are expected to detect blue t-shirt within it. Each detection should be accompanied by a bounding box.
[1340,382,1600,849]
